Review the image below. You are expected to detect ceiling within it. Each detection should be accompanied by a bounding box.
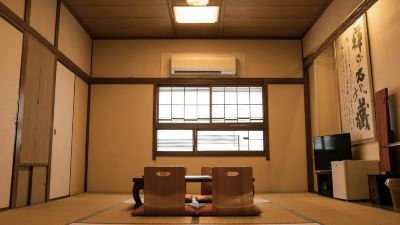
[63,0,332,39]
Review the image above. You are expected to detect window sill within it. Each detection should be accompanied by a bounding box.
[155,151,268,158]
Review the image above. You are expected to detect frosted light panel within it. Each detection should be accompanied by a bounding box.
[157,130,193,152]
[174,6,219,23]
[197,131,264,151]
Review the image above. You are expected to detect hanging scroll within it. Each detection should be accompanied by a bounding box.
[335,15,376,144]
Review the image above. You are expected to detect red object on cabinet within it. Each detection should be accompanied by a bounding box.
[375,88,391,172]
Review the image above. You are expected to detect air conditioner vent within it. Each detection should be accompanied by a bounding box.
[171,54,236,77]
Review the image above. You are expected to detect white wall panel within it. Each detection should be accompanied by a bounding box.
[0,18,23,208]
[49,62,75,199]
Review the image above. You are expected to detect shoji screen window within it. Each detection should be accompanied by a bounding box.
[155,85,267,157]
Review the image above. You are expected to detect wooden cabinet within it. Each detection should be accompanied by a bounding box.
[19,35,55,164]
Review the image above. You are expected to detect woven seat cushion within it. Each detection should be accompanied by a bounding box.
[198,204,261,216]
[132,204,198,216]
[195,195,212,203]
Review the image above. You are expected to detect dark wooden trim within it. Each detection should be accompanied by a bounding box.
[93,37,302,40]
[263,85,270,160]
[24,0,31,24]
[53,0,61,48]
[152,84,158,161]
[0,1,91,84]
[0,207,10,211]
[19,163,48,167]
[47,195,69,202]
[92,77,304,85]
[303,65,314,192]
[27,166,33,205]
[303,0,378,67]
[84,83,91,191]
[156,151,267,157]
[84,40,94,192]
[10,31,29,208]
[218,0,226,37]
[166,0,177,37]
[156,123,265,130]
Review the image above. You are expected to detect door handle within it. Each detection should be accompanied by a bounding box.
[53,129,56,135]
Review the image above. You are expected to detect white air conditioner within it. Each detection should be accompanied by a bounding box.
[170,54,236,76]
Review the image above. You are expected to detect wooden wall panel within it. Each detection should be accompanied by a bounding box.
[35,46,55,164]
[0,18,23,209]
[30,0,57,44]
[30,167,47,205]
[58,3,92,75]
[0,0,25,18]
[70,78,88,195]
[15,167,30,207]
[20,36,42,164]
[49,62,75,199]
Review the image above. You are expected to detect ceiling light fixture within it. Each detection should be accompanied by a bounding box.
[186,0,209,6]
[174,6,219,23]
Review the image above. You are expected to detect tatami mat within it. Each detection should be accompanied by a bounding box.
[3,193,400,225]
[72,200,318,224]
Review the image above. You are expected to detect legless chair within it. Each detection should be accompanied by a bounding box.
[132,167,196,216]
[195,167,213,203]
[199,167,261,216]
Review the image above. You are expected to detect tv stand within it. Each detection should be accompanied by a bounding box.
[316,170,333,198]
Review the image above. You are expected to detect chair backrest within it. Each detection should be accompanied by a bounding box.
[201,167,213,195]
[212,167,254,215]
[144,167,186,215]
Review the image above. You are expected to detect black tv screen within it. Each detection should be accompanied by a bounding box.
[313,133,352,170]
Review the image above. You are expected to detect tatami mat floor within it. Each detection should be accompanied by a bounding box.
[0,193,399,225]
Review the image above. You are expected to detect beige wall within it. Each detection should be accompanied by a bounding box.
[88,85,155,193]
[30,0,57,44]
[92,40,303,78]
[268,85,308,192]
[309,45,341,137]
[58,3,92,75]
[88,84,308,193]
[0,0,25,18]
[0,18,23,208]
[303,0,364,57]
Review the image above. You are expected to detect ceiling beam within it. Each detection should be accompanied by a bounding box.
[218,0,226,37]
[167,0,177,37]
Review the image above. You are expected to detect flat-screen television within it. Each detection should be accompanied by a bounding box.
[313,133,352,171]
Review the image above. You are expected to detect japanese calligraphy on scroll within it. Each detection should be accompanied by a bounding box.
[335,15,376,144]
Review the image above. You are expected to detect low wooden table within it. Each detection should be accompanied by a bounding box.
[132,175,255,209]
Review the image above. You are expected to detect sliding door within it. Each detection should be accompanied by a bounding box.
[0,18,23,208]
[70,78,88,195]
[49,62,75,199]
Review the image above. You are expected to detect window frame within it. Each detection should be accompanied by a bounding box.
[153,83,269,159]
